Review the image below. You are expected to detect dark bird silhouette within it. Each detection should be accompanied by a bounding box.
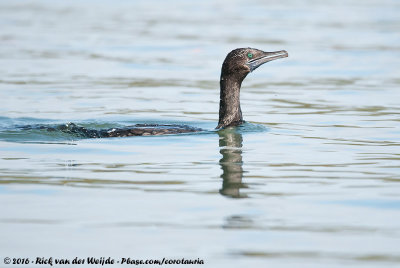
[217,48,288,128]
[34,48,288,138]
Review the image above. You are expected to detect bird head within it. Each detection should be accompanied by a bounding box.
[221,48,288,78]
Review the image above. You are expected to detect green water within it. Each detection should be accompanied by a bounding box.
[1,0,400,267]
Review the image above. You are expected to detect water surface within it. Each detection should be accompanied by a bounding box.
[1,0,400,267]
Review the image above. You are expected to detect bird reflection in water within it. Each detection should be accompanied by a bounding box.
[218,128,247,198]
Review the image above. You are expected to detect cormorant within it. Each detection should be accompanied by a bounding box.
[46,48,288,138]
[217,48,287,128]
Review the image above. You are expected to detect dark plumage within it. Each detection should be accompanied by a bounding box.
[217,48,288,128]
[35,48,288,138]
[70,123,201,138]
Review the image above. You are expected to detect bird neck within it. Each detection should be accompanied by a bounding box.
[217,74,245,129]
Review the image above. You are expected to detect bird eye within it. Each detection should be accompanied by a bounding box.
[247,53,253,59]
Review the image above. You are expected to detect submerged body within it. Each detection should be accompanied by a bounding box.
[33,48,287,138]
[21,123,201,138]
[57,123,201,138]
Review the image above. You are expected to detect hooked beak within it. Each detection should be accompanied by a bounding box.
[247,50,288,72]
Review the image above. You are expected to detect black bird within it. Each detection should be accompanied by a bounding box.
[44,48,288,138]
[217,48,288,129]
